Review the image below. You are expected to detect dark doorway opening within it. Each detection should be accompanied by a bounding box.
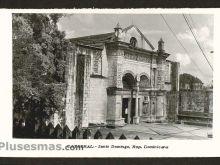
[122,98,136,124]
[122,98,129,123]
[131,98,136,124]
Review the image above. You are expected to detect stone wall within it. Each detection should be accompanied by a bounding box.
[107,95,116,120]
[166,91,179,122]
[87,46,109,125]
[165,61,171,82]
[179,90,212,113]
[166,90,213,125]
[81,55,91,127]
[74,55,85,128]
[171,62,180,91]
[101,46,108,77]
[64,49,76,130]
[157,58,166,90]
[65,45,103,129]
[122,59,151,78]
[107,94,125,127]
[208,90,213,113]
[178,90,213,126]
[106,49,124,88]
[156,94,166,118]
[88,77,108,124]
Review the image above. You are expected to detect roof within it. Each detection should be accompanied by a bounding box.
[69,25,155,50]
[69,32,115,49]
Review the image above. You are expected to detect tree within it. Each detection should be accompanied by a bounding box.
[13,14,72,121]
[179,73,203,90]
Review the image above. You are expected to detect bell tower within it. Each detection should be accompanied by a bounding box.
[114,23,122,39]
[158,38,165,53]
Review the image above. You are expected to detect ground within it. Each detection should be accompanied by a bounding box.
[89,122,212,140]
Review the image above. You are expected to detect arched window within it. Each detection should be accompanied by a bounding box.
[130,37,137,47]
[139,75,150,88]
[122,73,135,89]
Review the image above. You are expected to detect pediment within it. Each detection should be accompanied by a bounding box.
[119,25,155,50]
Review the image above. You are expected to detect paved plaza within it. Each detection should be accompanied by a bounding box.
[90,122,212,140]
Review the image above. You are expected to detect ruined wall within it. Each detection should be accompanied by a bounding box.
[178,90,213,126]
[208,90,213,113]
[179,90,212,113]
[166,90,213,124]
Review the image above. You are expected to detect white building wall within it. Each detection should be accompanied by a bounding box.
[88,78,108,124]
[87,47,109,124]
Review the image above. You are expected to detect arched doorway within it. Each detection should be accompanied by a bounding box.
[122,72,136,124]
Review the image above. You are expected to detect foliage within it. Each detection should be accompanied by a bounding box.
[180,73,203,84]
[179,73,203,90]
[13,14,72,121]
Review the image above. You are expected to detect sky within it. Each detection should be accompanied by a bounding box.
[58,14,213,85]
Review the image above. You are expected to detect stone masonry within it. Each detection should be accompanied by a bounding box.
[63,24,180,129]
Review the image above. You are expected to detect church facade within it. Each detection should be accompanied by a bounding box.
[64,24,179,130]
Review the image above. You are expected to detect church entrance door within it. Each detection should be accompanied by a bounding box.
[122,98,136,124]
[122,98,129,123]
[130,98,136,124]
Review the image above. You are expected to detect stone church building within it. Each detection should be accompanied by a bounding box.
[64,23,179,130]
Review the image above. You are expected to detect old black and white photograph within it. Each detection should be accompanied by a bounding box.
[12,13,213,140]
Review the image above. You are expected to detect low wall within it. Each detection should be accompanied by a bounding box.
[166,90,213,126]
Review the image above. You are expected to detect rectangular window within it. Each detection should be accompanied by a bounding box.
[153,68,156,87]
[165,62,171,82]
[93,54,102,75]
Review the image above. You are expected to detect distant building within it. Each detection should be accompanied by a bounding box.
[63,23,180,129]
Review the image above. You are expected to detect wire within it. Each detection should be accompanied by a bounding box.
[188,14,213,61]
[160,14,204,76]
[182,14,213,71]
[188,14,198,31]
